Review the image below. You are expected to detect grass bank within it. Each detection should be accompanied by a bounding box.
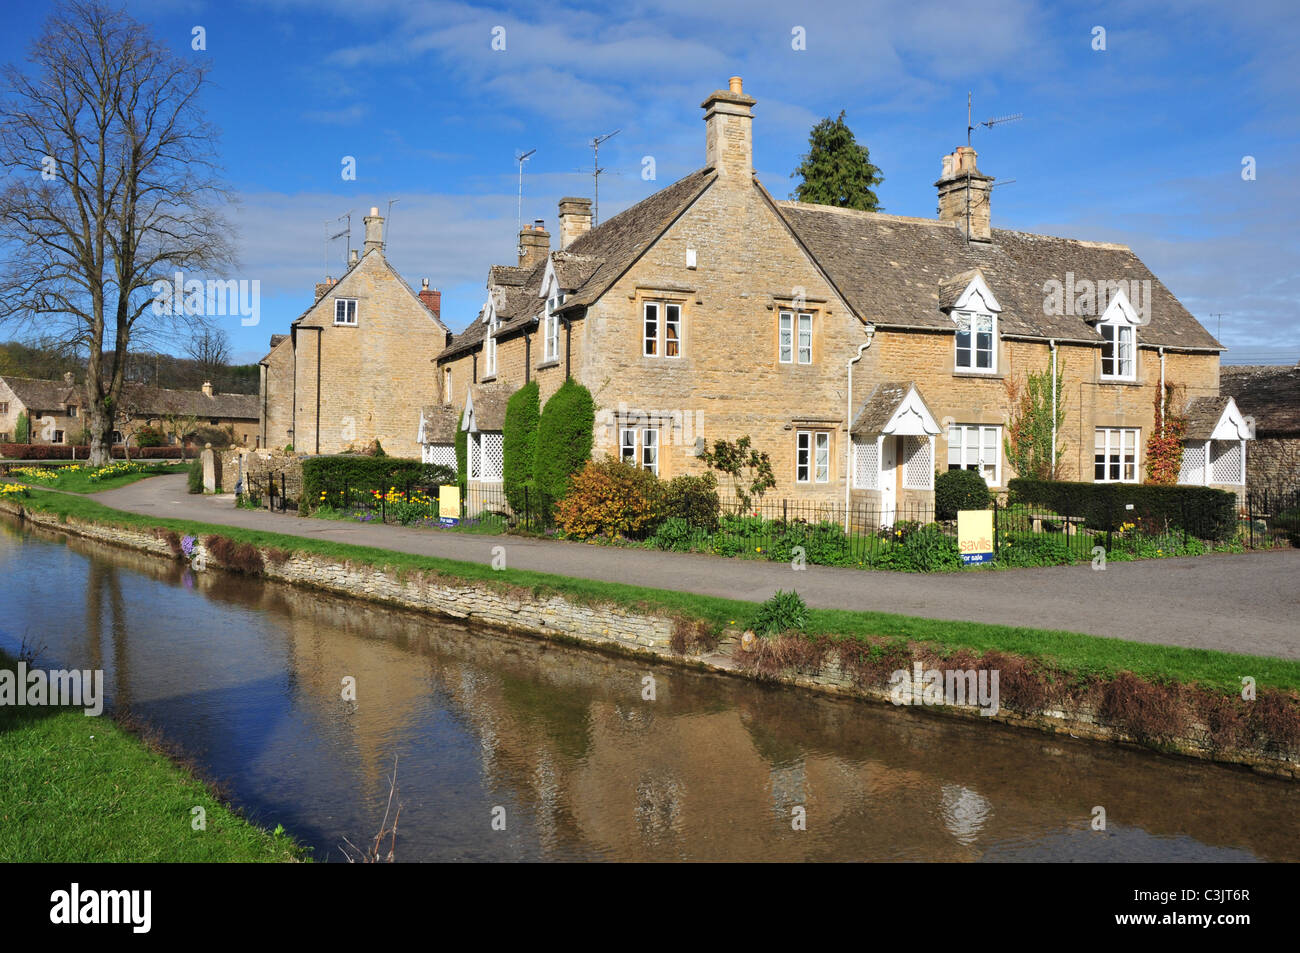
[11,487,1300,697]
[2,461,189,494]
[0,649,310,862]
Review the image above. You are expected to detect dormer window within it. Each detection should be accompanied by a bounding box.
[484,301,498,377]
[1097,289,1140,381]
[944,270,1001,375]
[954,311,995,372]
[334,298,357,326]
[544,294,564,363]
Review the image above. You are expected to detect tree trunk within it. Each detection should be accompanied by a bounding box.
[88,405,112,467]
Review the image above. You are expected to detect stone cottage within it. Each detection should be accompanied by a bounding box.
[1220,362,1300,492]
[260,207,450,457]
[429,76,1239,518]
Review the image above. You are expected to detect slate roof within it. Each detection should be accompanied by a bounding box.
[558,168,716,310]
[419,403,461,444]
[552,251,604,291]
[464,381,514,432]
[121,383,260,420]
[775,202,1222,350]
[1220,364,1300,436]
[850,381,912,435]
[1181,396,1234,441]
[2,376,78,412]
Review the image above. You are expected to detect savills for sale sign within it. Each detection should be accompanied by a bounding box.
[958,510,994,565]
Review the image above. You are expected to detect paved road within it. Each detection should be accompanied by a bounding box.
[92,475,1300,660]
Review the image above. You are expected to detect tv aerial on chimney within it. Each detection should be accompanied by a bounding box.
[589,129,620,227]
[515,148,536,253]
[967,91,1022,147]
[326,210,353,273]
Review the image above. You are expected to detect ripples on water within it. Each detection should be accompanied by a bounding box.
[1,517,1296,862]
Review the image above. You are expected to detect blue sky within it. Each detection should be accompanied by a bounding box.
[3,0,1297,365]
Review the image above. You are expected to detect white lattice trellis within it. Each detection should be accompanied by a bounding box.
[1210,440,1243,484]
[902,435,933,490]
[425,444,456,472]
[480,432,504,481]
[467,433,480,479]
[1178,441,1206,485]
[853,439,878,489]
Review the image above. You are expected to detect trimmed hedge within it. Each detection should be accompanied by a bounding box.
[534,378,594,512]
[302,455,455,512]
[1007,478,1237,541]
[1,443,74,459]
[935,468,990,520]
[119,445,185,459]
[502,380,540,513]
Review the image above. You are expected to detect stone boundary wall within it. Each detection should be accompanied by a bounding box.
[1,497,1295,779]
[220,448,306,499]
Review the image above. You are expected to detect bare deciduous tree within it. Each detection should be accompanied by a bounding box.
[0,1,232,465]
[184,325,230,384]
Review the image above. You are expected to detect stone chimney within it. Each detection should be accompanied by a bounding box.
[349,248,359,266]
[201,381,213,397]
[518,219,550,270]
[557,197,593,249]
[314,276,335,302]
[363,206,384,256]
[418,278,441,319]
[701,76,756,182]
[936,146,994,242]
[63,371,74,387]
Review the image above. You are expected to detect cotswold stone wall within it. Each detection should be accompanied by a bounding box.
[220,448,306,500]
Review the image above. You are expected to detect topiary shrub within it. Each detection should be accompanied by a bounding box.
[554,458,661,539]
[454,422,468,495]
[187,456,204,494]
[661,472,721,531]
[502,380,540,514]
[534,378,594,514]
[935,468,990,520]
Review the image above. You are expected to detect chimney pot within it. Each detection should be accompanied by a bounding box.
[729,76,743,94]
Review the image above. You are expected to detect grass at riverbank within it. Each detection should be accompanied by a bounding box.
[2,461,188,494]
[0,650,310,862]
[10,488,1300,696]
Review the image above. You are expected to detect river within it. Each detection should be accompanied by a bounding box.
[1,516,1296,862]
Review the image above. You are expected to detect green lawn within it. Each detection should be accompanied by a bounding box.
[10,488,1300,696]
[2,461,189,494]
[0,650,309,862]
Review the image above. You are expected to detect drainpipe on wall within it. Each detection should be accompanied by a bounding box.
[844,324,877,533]
[1049,339,1057,477]
[1158,346,1166,436]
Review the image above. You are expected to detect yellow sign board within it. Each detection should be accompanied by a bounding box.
[957,509,994,565]
[438,485,461,525]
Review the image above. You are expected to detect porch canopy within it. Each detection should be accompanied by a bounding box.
[850,381,941,491]
[1178,395,1252,487]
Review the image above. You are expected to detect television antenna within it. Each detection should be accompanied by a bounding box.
[590,129,620,227]
[515,148,536,248]
[385,198,400,248]
[1209,313,1228,340]
[967,92,1022,147]
[327,210,353,271]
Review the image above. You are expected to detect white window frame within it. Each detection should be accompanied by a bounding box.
[778,312,793,363]
[485,315,498,377]
[642,300,682,358]
[947,424,1002,487]
[643,302,659,357]
[334,298,357,326]
[796,431,829,484]
[1099,322,1136,381]
[953,310,996,373]
[798,313,813,365]
[664,303,681,358]
[620,427,637,466]
[1094,427,1139,483]
[642,428,659,475]
[814,431,829,482]
[544,295,563,363]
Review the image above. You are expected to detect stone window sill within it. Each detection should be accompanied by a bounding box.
[952,370,1006,380]
[536,360,560,370]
